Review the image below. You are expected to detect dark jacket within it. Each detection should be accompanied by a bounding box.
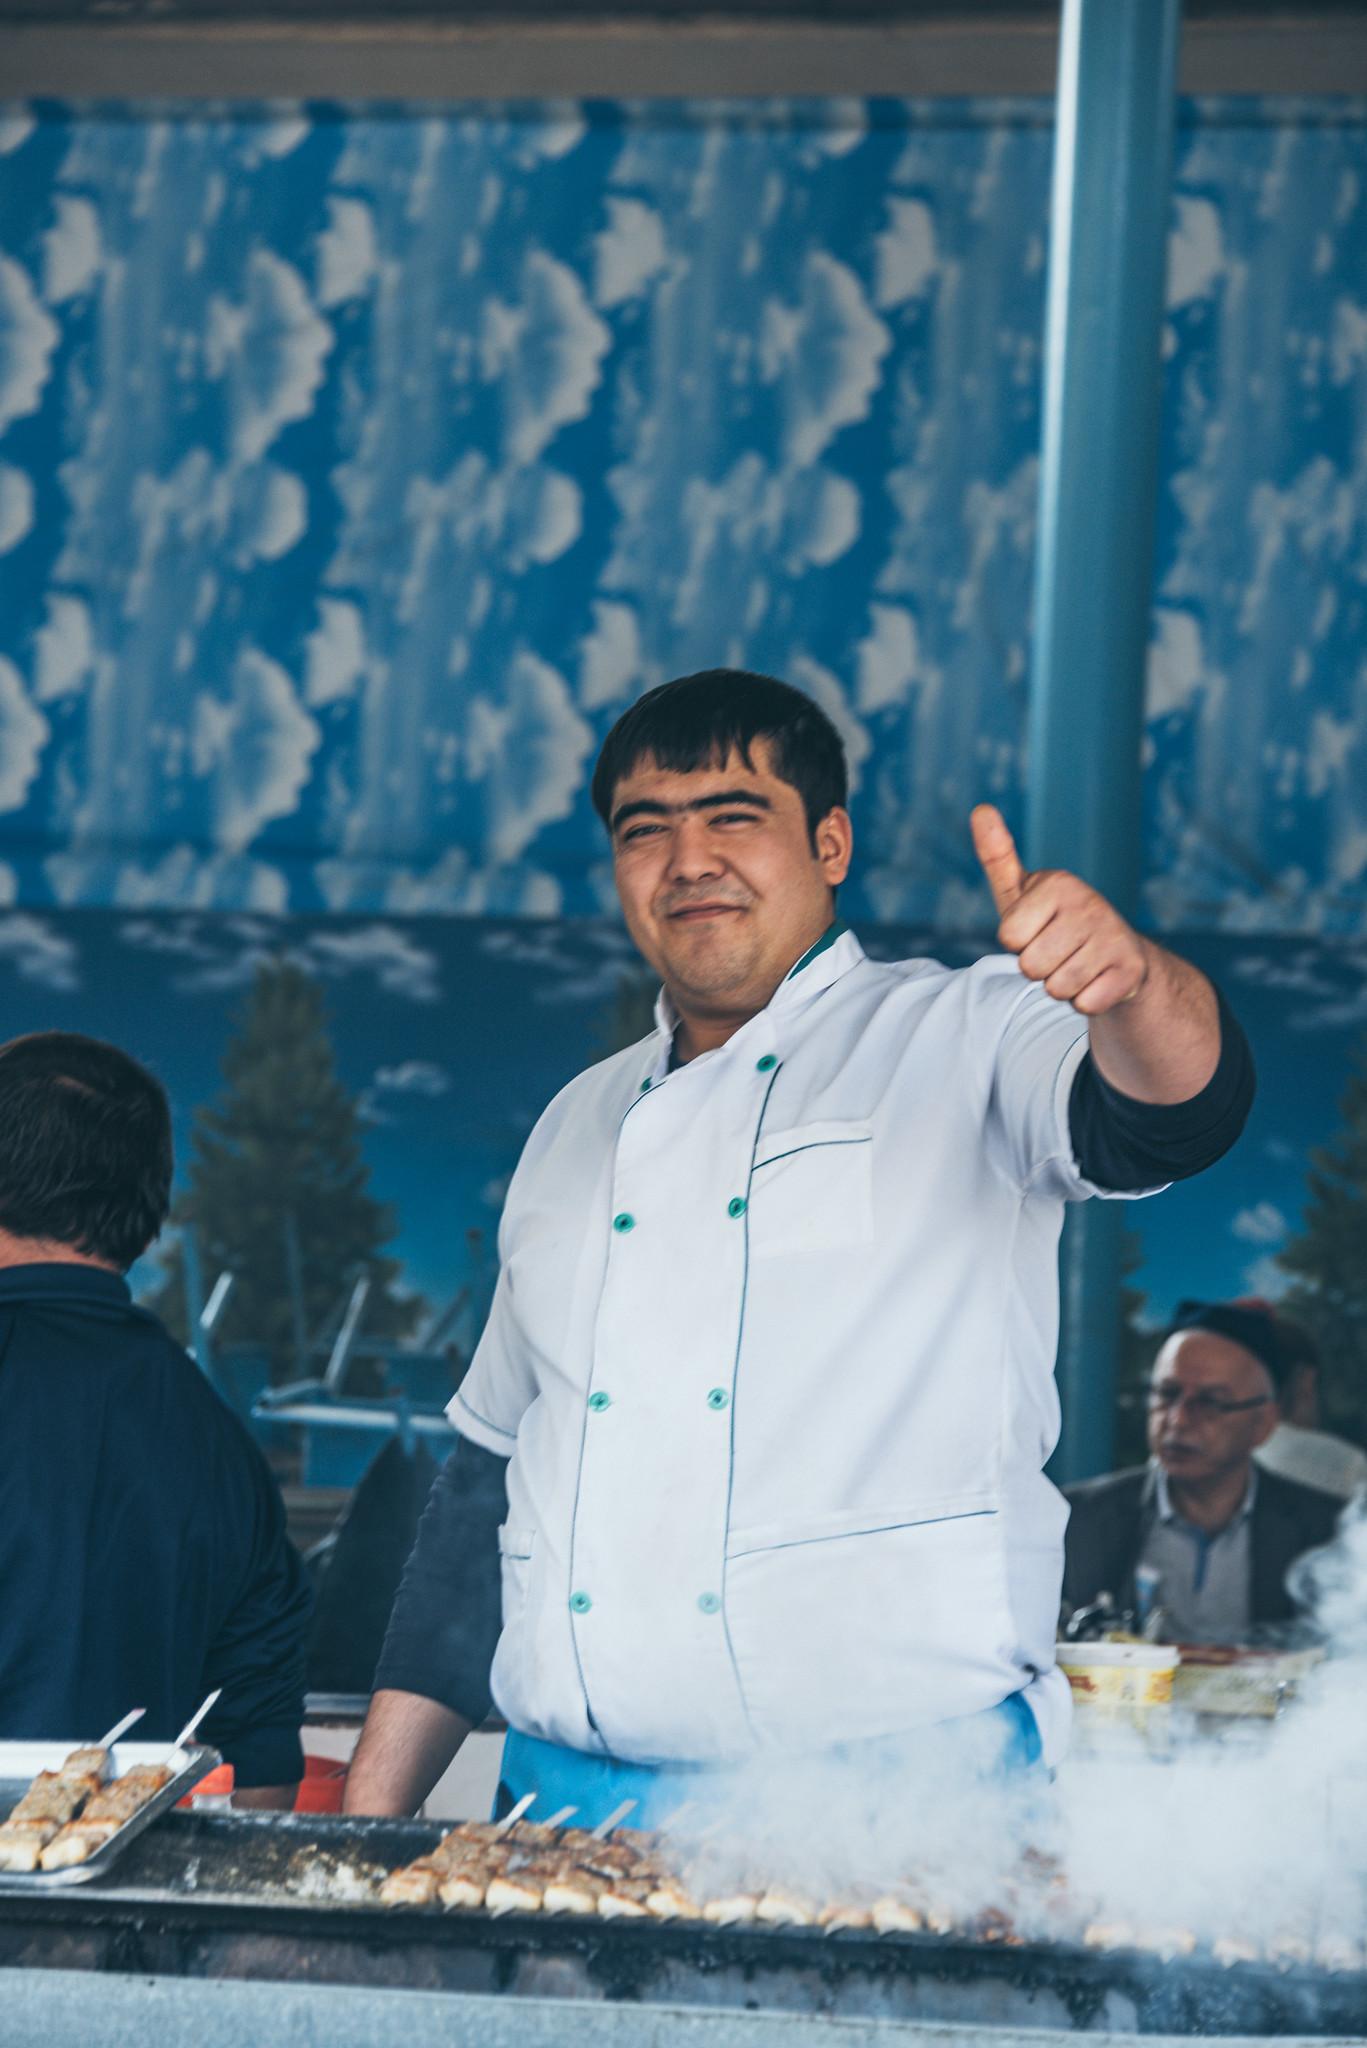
[1062,1462,1343,1631]
[0,1263,312,1786]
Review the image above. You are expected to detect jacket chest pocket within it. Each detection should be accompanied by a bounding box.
[492,1524,537,1727]
[497,1524,536,1621]
[747,1120,874,1259]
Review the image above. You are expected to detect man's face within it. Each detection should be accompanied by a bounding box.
[608,741,852,1023]
[1147,1330,1279,1485]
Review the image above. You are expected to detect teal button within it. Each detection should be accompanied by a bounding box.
[727,1196,747,1219]
[639,1077,652,1092]
[570,1591,593,1615]
[588,1390,611,1412]
[756,1054,778,1073]
[613,1212,635,1233]
[706,1388,729,1411]
[697,1592,722,1615]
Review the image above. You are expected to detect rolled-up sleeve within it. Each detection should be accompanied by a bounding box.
[447,1262,537,1454]
[201,1448,313,1788]
[982,961,1250,1205]
[1067,986,1255,1192]
[372,1436,507,1725]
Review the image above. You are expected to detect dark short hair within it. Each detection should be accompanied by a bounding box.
[1167,1297,1309,1402]
[0,1032,172,1270]
[590,669,848,845]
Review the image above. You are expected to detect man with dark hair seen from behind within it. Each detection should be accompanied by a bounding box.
[347,669,1255,1822]
[0,1032,311,1804]
[1063,1300,1344,1641]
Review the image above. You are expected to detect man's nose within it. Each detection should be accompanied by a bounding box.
[666,816,723,881]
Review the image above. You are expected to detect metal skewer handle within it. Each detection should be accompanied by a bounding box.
[94,1709,146,1751]
[171,1689,222,1752]
[592,1798,638,1839]
[495,1791,537,1833]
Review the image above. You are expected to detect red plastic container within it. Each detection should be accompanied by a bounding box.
[178,1763,234,1809]
[294,1753,348,1814]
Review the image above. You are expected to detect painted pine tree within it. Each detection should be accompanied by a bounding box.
[155,958,420,1384]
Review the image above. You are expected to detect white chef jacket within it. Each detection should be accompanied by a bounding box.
[451,928,1152,1770]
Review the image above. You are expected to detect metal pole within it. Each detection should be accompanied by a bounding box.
[323,1272,372,1395]
[179,1225,214,1385]
[283,1207,310,1377]
[1028,0,1182,1482]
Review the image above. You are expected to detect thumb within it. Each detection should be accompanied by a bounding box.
[970,804,1029,918]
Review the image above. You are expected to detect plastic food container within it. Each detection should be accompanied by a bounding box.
[1172,1646,1322,1717]
[180,1763,235,1811]
[1056,1640,1180,1710]
[294,1755,347,1814]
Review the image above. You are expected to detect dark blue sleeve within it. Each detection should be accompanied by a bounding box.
[200,1434,314,1789]
[372,1434,506,1725]
[1067,985,1255,1193]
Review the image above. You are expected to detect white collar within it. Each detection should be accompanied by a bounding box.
[1154,1461,1259,1532]
[648,925,865,1080]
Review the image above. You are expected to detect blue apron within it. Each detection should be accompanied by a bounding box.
[494,1691,1042,1828]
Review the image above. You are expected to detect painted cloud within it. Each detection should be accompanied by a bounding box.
[0,255,59,436]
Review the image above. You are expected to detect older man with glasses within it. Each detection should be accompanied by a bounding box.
[1062,1301,1344,1643]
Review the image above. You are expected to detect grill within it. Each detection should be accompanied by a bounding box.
[1,1811,1364,2038]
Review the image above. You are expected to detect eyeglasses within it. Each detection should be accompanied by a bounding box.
[1148,1383,1272,1420]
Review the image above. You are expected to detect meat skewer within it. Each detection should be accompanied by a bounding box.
[644,1876,703,1921]
[755,1886,820,1928]
[379,1837,478,1909]
[480,1802,648,1917]
[819,1888,878,1933]
[480,1812,676,1920]
[379,1792,543,1908]
[0,1722,144,1875]
[38,1763,174,1871]
[383,1826,513,1909]
[6,1773,101,1827]
[871,1891,925,1936]
[596,1876,656,1920]
[486,1835,646,1917]
[0,1705,210,1877]
[369,1808,1359,1974]
[0,1772,102,1873]
[46,1710,148,1794]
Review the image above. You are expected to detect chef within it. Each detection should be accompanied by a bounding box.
[345,669,1253,1822]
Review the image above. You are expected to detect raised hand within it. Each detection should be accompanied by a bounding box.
[969,805,1150,1017]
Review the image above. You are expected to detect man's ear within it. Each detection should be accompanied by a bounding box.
[1287,1364,1319,1429]
[816,807,853,888]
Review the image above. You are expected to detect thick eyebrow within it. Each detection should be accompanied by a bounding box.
[610,788,774,833]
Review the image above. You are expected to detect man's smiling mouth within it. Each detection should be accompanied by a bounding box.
[667,904,747,922]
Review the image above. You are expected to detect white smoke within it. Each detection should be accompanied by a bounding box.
[651,1498,1367,1969]
[1053,1498,1367,1961]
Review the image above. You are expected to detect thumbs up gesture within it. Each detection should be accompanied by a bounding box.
[970,805,1151,1016]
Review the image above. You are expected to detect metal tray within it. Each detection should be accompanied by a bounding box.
[0,1739,220,1889]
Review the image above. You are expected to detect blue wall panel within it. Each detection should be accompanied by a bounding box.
[1,96,1362,931]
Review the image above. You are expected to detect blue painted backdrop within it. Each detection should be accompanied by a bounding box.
[0,909,1354,1329]
[0,96,1364,929]
[0,93,1365,1374]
